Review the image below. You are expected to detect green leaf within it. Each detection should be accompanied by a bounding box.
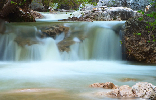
[152,27,155,31]
[146,14,150,17]
[142,12,144,15]
[137,33,141,36]
[146,26,149,29]
[11,1,14,4]
[137,10,142,13]
[153,39,155,42]
[138,17,143,21]
[148,41,150,43]
[120,40,122,44]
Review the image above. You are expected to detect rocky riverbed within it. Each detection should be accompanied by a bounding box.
[90,82,156,99]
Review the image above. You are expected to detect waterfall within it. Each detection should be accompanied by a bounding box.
[0,21,124,61]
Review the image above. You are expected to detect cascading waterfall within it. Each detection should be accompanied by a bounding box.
[0,21,124,61]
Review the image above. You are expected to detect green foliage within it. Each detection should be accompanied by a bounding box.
[136,2,156,42]
[133,33,141,36]
[120,40,122,44]
[11,0,27,6]
[138,17,143,21]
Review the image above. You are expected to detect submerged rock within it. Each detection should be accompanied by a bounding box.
[118,78,138,82]
[14,37,39,47]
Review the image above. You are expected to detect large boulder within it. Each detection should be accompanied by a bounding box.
[132,82,156,99]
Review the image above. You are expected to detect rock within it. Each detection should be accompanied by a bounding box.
[14,37,39,47]
[60,7,141,21]
[106,85,135,98]
[90,82,118,89]
[59,17,93,22]
[30,10,44,19]
[106,88,120,97]
[118,78,138,82]
[90,83,105,88]
[40,25,69,38]
[103,82,118,89]
[30,0,45,12]
[119,85,135,97]
[57,39,75,52]
[124,4,156,63]
[132,82,156,99]
[92,82,156,99]
[97,0,153,11]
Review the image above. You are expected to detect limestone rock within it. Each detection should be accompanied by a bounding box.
[90,82,118,89]
[106,88,120,97]
[132,82,156,99]
[30,10,44,19]
[97,0,153,11]
[40,25,69,38]
[94,82,156,99]
[119,85,135,97]
[106,85,135,98]
[118,78,138,82]
[103,82,118,89]
[90,83,105,88]
[60,7,140,21]
[14,37,39,47]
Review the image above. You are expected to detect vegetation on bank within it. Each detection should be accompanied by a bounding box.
[124,1,156,63]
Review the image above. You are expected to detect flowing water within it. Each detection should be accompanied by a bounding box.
[0,16,156,100]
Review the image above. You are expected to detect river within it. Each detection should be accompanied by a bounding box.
[0,14,155,100]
